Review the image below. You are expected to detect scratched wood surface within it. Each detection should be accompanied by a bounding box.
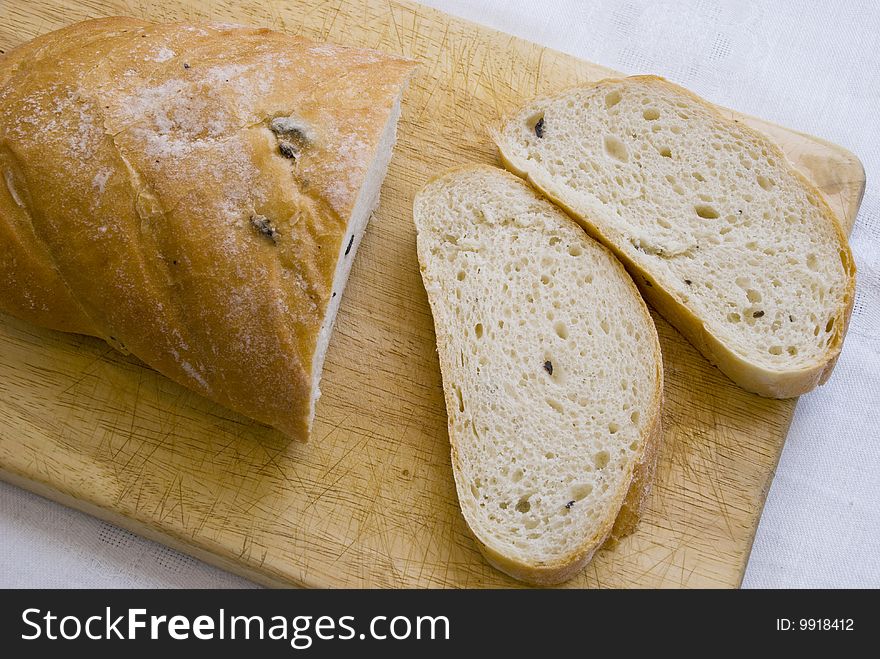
[0,0,865,588]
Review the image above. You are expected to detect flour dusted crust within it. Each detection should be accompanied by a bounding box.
[0,18,416,439]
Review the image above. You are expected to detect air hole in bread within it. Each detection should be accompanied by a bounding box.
[604,134,629,162]
[474,323,484,339]
[694,204,719,219]
[453,385,465,413]
[768,346,783,355]
[568,244,583,257]
[457,270,466,281]
[605,90,622,108]
[593,451,610,469]
[600,319,610,334]
[515,497,531,513]
[525,111,545,135]
[608,422,620,434]
[571,483,593,501]
[546,398,564,413]
[554,321,569,339]
[511,468,524,483]
[757,175,775,190]
[825,317,835,333]
[746,289,762,303]
[630,410,640,424]
[807,253,819,271]
[642,108,660,121]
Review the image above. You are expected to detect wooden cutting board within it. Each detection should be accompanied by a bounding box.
[0,0,865,588]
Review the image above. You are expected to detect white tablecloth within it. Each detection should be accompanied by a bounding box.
[1,0,878,588]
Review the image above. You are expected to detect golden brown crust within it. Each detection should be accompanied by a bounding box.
[0,17,416,439]
[416,165,664,586]
[494,75,856,399]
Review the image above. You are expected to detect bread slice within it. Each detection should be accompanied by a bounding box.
[414,165,663,585]
[493,75,855,398]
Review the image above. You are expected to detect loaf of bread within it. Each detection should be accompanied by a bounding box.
[0,18,416,439]
[493,76,856,398]
[414,166,663,584]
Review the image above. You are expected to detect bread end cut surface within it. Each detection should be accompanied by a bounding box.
[494,75,855,398]
[414,165,663,584]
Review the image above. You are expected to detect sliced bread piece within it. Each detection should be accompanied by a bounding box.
[493,75,855,398]
[414,165,663,585]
